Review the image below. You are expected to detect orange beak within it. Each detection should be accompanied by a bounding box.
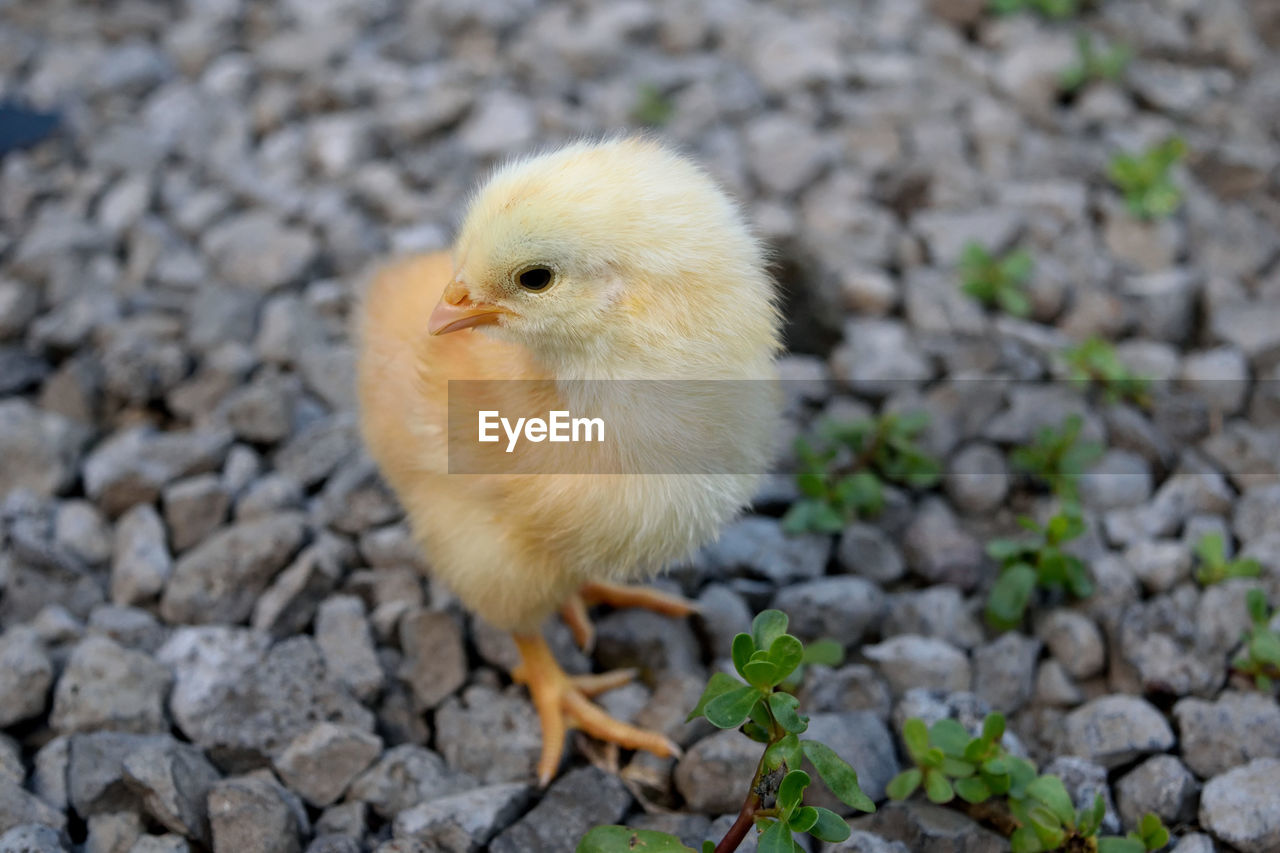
[428,280,508,336]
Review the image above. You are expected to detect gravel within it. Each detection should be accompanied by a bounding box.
[2,0,1277,848]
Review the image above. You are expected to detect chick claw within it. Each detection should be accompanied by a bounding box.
[560,581,699,652]
[512,633,682,786]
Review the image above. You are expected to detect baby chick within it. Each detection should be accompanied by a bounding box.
[356,137,781,784]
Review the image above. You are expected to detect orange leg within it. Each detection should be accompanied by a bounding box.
[560,582,699,652]
[512,632,681,786]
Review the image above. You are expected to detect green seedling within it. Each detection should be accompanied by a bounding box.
[986,508,1092,630]
[1108,137,1187,219]
[1010,414,1104,501]
[889,713,1169,853]
[1233,589,1280,691]
[989,0,1083,19]
[784,412,941,534]
[1193,532,1261,586]
[959,243,1034,317]
[632,84,675,127]
[1060,32,1132,93]
[579,611,874,853]
[1063,337,1151,407]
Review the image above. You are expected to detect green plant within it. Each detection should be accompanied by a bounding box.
[1010,414,1104,500]
[958,243,1034,317]
[784,412,941,534]
[986,508,1092,630]
[1233,589,1280,691]
[888,712,1170,853]
[1060,32,1132,93]
[578,611,875,853]
[989,0,1083,19]
[1193,532,1261,586]
[1108,137,1187,219]
[632,84,675,127]
[1063,338,1151,407]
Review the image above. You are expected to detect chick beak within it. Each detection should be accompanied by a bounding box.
[428,280,508,336]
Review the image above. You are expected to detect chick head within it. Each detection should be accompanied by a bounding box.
[428,137,778,377]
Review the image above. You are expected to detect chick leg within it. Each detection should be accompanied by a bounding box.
[561,581,699,652]
[512,632,681,786]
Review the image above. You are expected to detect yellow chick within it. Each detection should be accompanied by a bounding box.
[355,137,781,784]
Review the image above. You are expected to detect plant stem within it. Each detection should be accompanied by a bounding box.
[713,792,760,853]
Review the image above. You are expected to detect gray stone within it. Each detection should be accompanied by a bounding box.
[700,516,829,585]
[160,513,307,625]
[347,745,474,821]
[435,685,540,784]
[53,501,112,568]
[1181,346,1249,415]
[222,375,298,445]
[0,400,87,498]
[203,212,317,292]
[84,428,232,518]
[111,504,172,606]
[68,732,171,817]
[0,280,39,340]
[85,809,142,853]
[831,319,932,398]
[826,830,910,853]
[490,767,629,853]
[1210,299,1280,365]
[693,584,752,658]
[250,535,348,638]
[857,800,1006,853]
[674,728,761,815]
[971,633,1040,713]
[837,524,906,583]
[1124,540,1192,593]
[393,783,531,852]
[772,577,884,648]
[121,740,220,845]
[884,587,984,650]
[0,824,66,853]
[272,415,357,489]
[1037,610,1106,679]
[30,738,68,813]
[1116,755,1199,827]
[1079,449,1154,510]
[159,632,372,771]
[912,208,1020,267]
[1042,756,1121,835]
[1173,691,1280,779]
[207,776,302,853]
[314,595,383,701]
[0,738,19,786]
[50,635,171,735]
[0,777,65,837]
[273,723,381,808]
[234,475,304,522]
[161,475,228,553]
[0,627,53,727]
[1199,758,1280,853]
[398,609,467,711]
[863,636,971,696]
[1061,696,1175,768]
[1235,484,1280,543]
[745,114,830,196]
[944,444,1009,515]
[901,500,984,590]
[594,607,704,678]
[306,837,360,853]
[457,91,536,159]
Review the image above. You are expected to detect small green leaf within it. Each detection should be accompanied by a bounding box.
[902,718,929,761]
[805,807,852,843]
[1096,839,1145,853]
[788,806,818,834]
[767,635,805,683]
[741,660,780,690]
[752,610,789,651]
[1138,812,1169,848]
[982,712,1006,742]
[928,719,971,756]
[778,769,811,817]
[802,740,875,812]
[1010,827,1044,853]
[796,471,826,498]
[757,819,793,853]
[987,564,1038,630]
[701,843,715,853]
[886,768,922,800]
[769,692,809,734]
[576,826,698,852]
[954,776,992,804]
[924,770,954,804]
[731,633,755,678]
[704,685,762,729]
[1027,776,1075,826]
[686,672,742,723]
[801,639,844,667]
[763,733,804,774]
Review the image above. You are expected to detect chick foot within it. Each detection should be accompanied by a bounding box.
[512,632,681,786]
[560,581,698,652]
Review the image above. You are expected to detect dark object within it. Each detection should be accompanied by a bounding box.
[0,103,60,155]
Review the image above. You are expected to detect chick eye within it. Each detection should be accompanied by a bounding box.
[517,267,553,291]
